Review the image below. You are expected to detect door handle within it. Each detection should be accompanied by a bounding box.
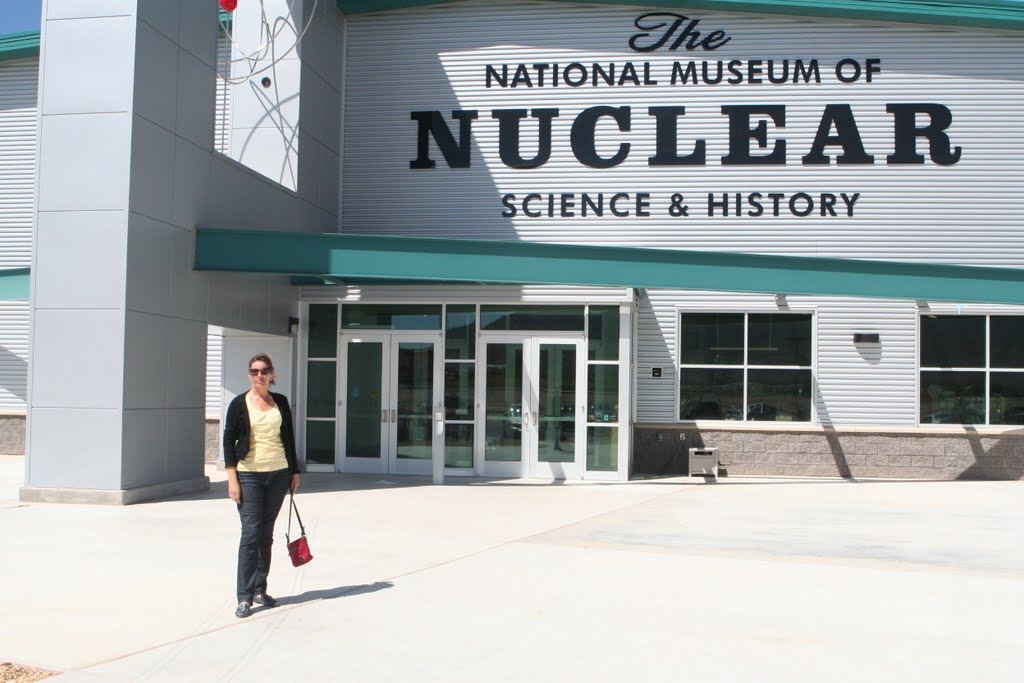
[381,409,387,423]
[532,412,538,426]
[391,408,397,422]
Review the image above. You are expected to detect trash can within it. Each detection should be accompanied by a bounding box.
[688,447,718,477]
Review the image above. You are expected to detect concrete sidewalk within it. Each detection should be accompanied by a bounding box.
[1,454,1022,682]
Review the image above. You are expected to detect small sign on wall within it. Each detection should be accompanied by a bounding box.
[651,367,662,378]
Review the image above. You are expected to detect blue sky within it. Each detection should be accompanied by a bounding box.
[2,0,42,35]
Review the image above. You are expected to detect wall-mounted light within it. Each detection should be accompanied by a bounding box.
[288,316,299,335]
[853,333,880,344]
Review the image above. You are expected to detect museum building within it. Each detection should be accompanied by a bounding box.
[3,0,1024,503]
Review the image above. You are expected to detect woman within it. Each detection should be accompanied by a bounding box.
[223,353,301,618]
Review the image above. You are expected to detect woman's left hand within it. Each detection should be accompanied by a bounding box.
[291,473,301,494]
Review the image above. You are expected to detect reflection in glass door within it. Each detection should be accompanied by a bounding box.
[534,343,580,476]
[392,341,435,474]
[483,342,524,470]
[341,335,441,474]
[479,337,584,478]
[345,341,385,462]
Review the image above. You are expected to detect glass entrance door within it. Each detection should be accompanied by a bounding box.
[532,340,584,478]
[341,334,442,474]
[479,337,585,478]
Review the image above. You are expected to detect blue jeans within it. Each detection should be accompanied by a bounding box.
[236,468,291,603]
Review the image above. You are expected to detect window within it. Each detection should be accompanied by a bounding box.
[678,313,813,422]
[920,315,1024,425]
[444,305,475,468]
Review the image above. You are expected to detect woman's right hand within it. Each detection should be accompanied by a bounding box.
[227,469,242,504]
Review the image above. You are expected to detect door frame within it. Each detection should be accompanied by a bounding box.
[529,336,586,480]
[339,331,443,475]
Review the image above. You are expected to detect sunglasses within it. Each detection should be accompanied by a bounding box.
[248,367,273,376]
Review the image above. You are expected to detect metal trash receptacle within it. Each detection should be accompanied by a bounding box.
[689,447,718,477]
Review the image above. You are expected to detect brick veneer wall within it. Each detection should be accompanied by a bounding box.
[633,426,1024,480]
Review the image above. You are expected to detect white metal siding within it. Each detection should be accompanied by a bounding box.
[0,57,37,268]
[341,1,1024,428]
[0,301,29,410]
[343,1,1024,266]
[0,57,37,412]
[215,29,232,155]
[814,298,918,425]
[205,332,224,419]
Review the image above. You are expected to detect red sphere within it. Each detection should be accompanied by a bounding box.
[219,0,238,12]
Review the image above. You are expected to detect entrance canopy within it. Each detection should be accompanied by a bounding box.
[194,228,1024,305]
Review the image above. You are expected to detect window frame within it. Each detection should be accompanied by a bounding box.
[675,309,817,424]
[918,314,1024,426]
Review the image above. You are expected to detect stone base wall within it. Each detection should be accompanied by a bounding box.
[0,415,25,455]
[633,426,1024,480]
[206,419,220,464]
[1,415,221,463]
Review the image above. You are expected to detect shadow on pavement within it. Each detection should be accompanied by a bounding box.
[278,581,394,607]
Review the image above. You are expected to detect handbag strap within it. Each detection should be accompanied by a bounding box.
[286,491,306,541]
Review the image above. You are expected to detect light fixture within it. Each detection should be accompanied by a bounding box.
[853,333,880,344]
[288,316,299,335]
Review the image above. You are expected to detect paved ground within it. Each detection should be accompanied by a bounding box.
[1,454,1022,682]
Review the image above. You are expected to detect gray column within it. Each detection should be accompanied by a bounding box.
[23,0,219,503]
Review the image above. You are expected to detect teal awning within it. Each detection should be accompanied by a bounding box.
[0,268,30,300]
[195,229,1024,305]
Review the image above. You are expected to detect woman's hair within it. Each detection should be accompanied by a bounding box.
[248,352,276,385]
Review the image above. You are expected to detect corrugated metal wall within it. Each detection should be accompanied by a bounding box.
[342,1,1023,265]
[205,332,223,419]
[341,1,1024,427]
[215,28,232,155]
[0,57,37,411]
[0,57,35,269]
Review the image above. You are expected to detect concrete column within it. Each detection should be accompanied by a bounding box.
[23,0,220,503]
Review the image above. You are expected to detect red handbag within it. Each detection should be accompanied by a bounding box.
[286,492,313,567]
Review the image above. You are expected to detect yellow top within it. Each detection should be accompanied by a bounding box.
[236,400,289,473]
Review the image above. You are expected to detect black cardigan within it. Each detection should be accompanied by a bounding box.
[222,391,300,473]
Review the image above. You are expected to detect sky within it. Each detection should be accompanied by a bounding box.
[2,0,42,35]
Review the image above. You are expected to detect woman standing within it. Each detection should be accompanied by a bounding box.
[223,353,301,618]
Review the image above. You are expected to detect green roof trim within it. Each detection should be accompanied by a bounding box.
[0,268,31,300]
[0,30,40,62]
[195,229,1024,305]
[336,0,1024,31]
